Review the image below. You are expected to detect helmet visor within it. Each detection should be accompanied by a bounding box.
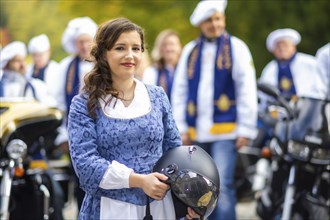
[165,166,219,217]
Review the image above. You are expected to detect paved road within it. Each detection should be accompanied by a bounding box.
[237,199,260,220]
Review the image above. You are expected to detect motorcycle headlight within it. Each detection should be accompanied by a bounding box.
[288,140,310,161]
[6,139,27,160]
[310,148,330,165]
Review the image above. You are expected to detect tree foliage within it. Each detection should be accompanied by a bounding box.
[1,0,329,76]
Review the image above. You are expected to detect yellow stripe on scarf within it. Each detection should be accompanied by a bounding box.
[210,123,236,134]
[188,127,197,140]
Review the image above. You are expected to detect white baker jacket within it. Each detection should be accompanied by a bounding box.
[171,36,258,142]
[50,56,94,144]
[27,60,60,105]
[52,55,94,113]
[259,52,327,100]
[1,70,57,107]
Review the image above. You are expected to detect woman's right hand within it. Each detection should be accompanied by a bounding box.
[129,172,169,200]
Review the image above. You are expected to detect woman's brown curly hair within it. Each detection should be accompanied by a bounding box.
[83,18,145,118]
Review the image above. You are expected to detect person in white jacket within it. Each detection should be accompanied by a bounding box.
[27,34,69,148]
[27,34,60,101]
[52,17,98,146]
[55,16,98,212]
[55,17,98,117]
[259,28,327,100]
[0,41,57,107]
[257,29,328,168]
[171,1,258,219]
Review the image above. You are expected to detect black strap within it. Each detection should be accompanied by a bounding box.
[143,196,153,220]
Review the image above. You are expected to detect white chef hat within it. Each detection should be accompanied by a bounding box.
[61,16,98,54]
[0,41,27,69]
[266,28,301,52]
[190,0,227,26]
[28,34,50,53]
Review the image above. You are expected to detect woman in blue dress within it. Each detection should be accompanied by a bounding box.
[67,18,198,219]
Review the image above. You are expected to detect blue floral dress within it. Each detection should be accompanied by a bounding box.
[68,84,181,219]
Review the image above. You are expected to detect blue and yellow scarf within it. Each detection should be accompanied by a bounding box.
[186,33,236,140]
[277,53,297,100]
[32,62,49,81]
[65,56,80,116]
[157,67,174,102]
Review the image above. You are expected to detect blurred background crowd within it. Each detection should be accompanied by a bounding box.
[0,0,329,75]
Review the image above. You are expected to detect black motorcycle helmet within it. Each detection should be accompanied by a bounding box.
[153,145,220,218]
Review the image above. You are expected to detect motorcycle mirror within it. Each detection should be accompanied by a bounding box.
[257,82,294,119]
[257,82,279,98]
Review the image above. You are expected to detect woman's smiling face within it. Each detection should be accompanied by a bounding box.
[106,31,143,81]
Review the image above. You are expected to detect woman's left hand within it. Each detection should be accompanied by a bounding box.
[186,207,200,219]
[235,136,250,149]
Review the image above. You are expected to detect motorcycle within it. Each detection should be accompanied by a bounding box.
[255,82,330,220]
[235,140,261,200]
[235,91,278,201]
[0,97,67,220]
